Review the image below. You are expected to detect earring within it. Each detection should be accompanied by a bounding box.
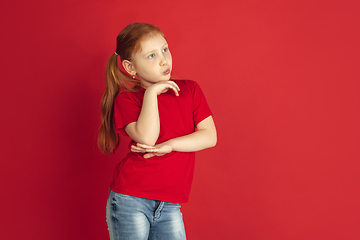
[132,75,135,79]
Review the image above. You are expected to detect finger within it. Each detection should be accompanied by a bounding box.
[131,148,143,153]
[168,81,180,91]
[167,85,179,96]
[160,88,169,94]
[161,84,177,95]
[144,153,156,159]
[137,143,154,149]
[157,82,179,96]
[172,88,179,96]
[131,145,146,153]
[145,148,158,153]
[168,82,180,94]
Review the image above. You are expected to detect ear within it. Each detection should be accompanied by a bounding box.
[122,60,136,76]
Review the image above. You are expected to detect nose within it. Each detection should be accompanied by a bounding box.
[159,54,167,66]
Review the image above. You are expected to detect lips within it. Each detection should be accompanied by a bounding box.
[163,68,171,75]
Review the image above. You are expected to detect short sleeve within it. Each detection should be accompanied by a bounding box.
[191,81,212,125]
[113,92,142,136]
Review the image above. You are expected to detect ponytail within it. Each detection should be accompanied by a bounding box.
[98,23,164,154]
[97,53,140,155]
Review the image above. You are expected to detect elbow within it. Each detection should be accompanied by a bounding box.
[201,127,217,149]
[141,140,157,147]
[125,122,159,146]
[137,135,157,146]
[131,131,157,146]
[211,135,217,148]
[134,125,159,146]
[208,131,217,148]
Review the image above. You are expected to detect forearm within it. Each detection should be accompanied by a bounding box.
[131,116,217,158]
[167,128,217,152]
[129,90,160,145]
[125,81,181,146]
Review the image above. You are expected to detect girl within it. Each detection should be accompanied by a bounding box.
[98,23,217,240]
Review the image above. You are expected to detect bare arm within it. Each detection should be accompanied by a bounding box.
[124,81,180,146]
[131,116,217,158]
[167,115,217,152]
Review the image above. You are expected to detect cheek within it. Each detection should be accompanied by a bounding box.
[166,52,173,64]
[140,65,157,76]
[135,61,153,73]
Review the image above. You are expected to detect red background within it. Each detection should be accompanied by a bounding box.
[1,0,359,239]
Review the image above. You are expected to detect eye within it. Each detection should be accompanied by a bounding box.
[148,53,155,59]
[162,47,168,53]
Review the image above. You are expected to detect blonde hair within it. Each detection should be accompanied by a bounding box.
[98,23,164,154]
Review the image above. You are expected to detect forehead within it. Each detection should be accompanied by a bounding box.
[137,34,167,53]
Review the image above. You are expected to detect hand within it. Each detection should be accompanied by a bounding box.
[131,142,173,159]
[146,81,180,96]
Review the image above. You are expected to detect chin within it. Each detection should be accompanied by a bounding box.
[163,75,171,81]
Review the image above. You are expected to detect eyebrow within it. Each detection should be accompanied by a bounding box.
[143,43,168,56]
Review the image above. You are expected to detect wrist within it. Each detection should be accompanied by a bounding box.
[144,87,158,97]
[166,139,175,151]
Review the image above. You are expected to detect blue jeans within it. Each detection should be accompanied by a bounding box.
[106,190,187,240]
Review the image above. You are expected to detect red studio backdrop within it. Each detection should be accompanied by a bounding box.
[1,0,359,239]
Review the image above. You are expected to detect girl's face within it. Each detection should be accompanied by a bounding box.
[130,34,172,88]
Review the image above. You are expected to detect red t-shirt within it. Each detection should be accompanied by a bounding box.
[110,80,212,203]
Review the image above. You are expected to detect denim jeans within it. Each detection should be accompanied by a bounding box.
[106,190,187,240]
